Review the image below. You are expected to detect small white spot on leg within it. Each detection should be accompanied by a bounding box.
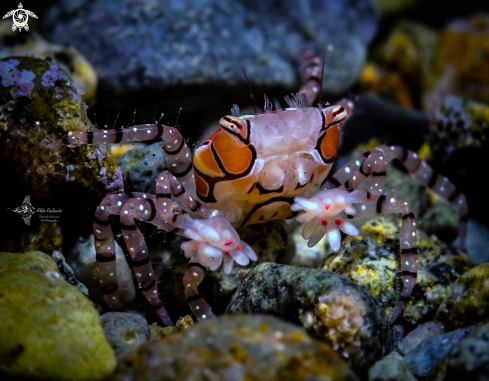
[110,273,114,276]
[405,261,409,265]
[101,206,105,210]
[202,314,207,319]
[345,167,350,173]
[124,210,128,214]
[193,272,198,276]
[390,197,395,203]
[412,232,416,236]
[355,160,360,166]
[196,306,200,310]
[405,279,409,283]
[117,201,122,206]
[112,297,116,300]
[139,205,144,210]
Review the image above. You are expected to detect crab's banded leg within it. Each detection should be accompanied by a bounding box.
[322,151,370,190]
[183,256,215,321]
[299,48,322,106]
[47,123,195,190]
[333,148,389,204]
[120,195,185,326]
[94,193,131,312]
[349,195,418,324]
[161,169,224,219]
[381,145,468,249]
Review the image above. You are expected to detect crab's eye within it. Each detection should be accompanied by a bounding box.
[219,116,242,133]
[330,105,347,123]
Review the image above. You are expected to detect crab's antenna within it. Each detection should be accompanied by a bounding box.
[319,47,326,108]
[175,107,182,127]
[241,67,257,115]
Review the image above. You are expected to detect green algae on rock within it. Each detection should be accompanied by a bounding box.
[225,263,388,368]
[368,357,417,381]
[109,314,359,381]
[319,217,471,327]
[0,251,116,380]
[436,263,489,331]
[0,56,122,232]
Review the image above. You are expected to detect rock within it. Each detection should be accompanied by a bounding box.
[149,315,194,340]
[368,357,417,381]
[398,321,445,355]
[117,141,167,194]
[45,0,377,115]
[402,326,475,377]
[66,235,136,307]
[100,312,150,362]
[425,14,489,108]
[436,263,489,331]
[51,250,89,296]
[0,56,122,236]
[386,325,405,354]
[418,200,459,245]
[357,61,414,107]
[428,322,489,381]
[225,263,388,368]
[461,219,489,265]
[0,23,98,105]
[109,314,359,381]
[0,251,116,380]
[319,217,471,327]
[0,222,63,254]
[426,96,489,221]
[375,20,437,90]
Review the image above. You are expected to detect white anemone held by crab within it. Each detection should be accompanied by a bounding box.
[181,216,258,273]
[291,189,360,251]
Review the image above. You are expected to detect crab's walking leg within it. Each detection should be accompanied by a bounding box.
[155,172,217,321]
[183,256,215,320]
[322,151,371,190]
[348,195,418,324]
[381,145,468,248]
[94,193,131,312]
[299,48,322,106]
[47,123,196,193]
[95,192,184,325]
[120,194,185,326]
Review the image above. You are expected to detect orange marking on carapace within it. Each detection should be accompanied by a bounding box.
[194,171,210,197]
[224,240,234,247]
[335,219,343,225]
[321,219,328,225]
[212,132,253,174]
[194,140,225,177]
[325,204,331,210]
[320,125,340,160]
[237,244,242,250]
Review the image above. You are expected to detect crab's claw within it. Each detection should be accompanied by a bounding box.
[292,189,360,250]
[181,216,257,274]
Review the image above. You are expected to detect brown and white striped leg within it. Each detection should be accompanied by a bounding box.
[119,195,180,325]
[94,193,133,311]
[349,195,418,324]
[322,151,370,190]
[299,48,322,106]
[379,145,468,249]
[183,256,216,321]
[47,122,196,194]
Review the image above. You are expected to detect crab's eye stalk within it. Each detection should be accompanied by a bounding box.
[219,116,242,133]
[218,116,249,142]
[331,105,347,123]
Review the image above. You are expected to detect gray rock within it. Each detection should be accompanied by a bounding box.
[108,314,359,381]
[225,263,388,368]
[117,142,167,194]
[398,321,445,355]
[66,235,136,307]
[51,250,89,296]
[403,326,475,377]
[45,0,377,111]
[100,312,150,362]
[428,322,489,381]
[368,357,417,381]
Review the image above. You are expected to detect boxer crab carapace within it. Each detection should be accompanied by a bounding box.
[48,49,468,326]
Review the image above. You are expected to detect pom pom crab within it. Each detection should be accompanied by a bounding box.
[48,50,468,326]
